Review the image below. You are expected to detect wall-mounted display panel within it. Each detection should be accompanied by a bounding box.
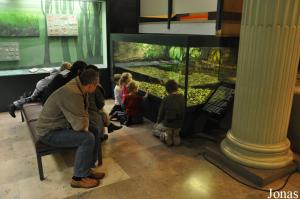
[0,42,20,61]
[0,0,107,72]
[47,15,78,36]
[0,12,40,37]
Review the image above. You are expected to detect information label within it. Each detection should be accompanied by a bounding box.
[202,85,234,116]
[0,42,20,61]
[47,15,78,36]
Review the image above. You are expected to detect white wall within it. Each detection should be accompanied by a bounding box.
[139,21,216,35]
[140,0,168,16]
[140,0,218,17]
[140,0,218,35]
[173,0,217,14]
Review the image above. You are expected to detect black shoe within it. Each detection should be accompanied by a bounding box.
[124,116,133,127]
[109,112,118,121]
[101,134,108,142]
[124,121,131,127]
[107,123,122,133]
[8,104,16,118]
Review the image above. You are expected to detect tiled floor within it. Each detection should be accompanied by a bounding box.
[0,100,299,199]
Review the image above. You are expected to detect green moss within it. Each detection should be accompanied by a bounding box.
[137,81,213,106]
[127,66,219,86]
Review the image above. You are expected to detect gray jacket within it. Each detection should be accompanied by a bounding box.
[36,77,89,136]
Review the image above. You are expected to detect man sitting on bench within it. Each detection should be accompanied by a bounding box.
[36,69,105,189]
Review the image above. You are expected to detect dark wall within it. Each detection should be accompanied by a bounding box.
[98,69,112,98]
[0,73,48,112]
[106,0,139,94]
[288,93,300,154]
[0,68,111,113]
[107,0,139,34]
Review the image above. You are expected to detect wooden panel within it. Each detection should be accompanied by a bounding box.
[223,0,243,12]
[218,23,241,36]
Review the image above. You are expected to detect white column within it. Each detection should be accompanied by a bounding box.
[221,0,300,169]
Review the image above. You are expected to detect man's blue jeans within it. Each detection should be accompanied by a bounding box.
[40,128,99,178]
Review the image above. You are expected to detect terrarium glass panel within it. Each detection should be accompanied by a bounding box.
[188,47,238,85]
[113,41,213,106]
[218,47,238,84]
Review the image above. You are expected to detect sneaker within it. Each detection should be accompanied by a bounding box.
[160,132,167,142]
[109,112,118,121]
[107,123,122,133]
[70,177,99,188]
[89,170,105,180]
[8,104,16,118]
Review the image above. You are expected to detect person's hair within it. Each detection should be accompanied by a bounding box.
[127,81,138,93]
[119,72,132,85]
[85,64,99,72]
[79,69,99,86]
[60,62,72,71]
[113,74,121,84]
[70,60,87,75]
[165,79,178,93]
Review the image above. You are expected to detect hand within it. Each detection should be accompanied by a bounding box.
[144,91,149,98]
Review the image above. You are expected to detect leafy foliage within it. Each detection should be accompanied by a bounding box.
[0,12,40,36]
[169,47,186,62]
[208,48,222,64]
[142,44,167,60]
[189,48,201,59]
[127,66,219,86]
[138,81,213,106]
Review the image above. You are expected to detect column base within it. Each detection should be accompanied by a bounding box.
[221,130,294,169]
[204,145,297,187]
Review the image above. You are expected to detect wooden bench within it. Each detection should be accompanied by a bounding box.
[21,102,102,181]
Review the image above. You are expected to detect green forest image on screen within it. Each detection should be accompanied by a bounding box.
[0,12,40,37]
[0,0,106,71]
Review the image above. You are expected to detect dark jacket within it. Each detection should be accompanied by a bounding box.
[157,93,185,128]
[41,70,76,104]
[88,85,105,128]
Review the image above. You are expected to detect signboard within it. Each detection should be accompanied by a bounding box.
[47,14,78,36]
[202,85,234,116]
[0,42,20,61]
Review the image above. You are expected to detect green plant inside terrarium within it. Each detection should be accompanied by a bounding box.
[137,81,213,106]
[127,66,219,86]
[113,42,240,106]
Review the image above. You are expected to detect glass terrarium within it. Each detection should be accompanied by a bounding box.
[110,34,239,121]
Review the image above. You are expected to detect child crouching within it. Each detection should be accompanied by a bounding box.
[112,80,146,126]
[152,80,185,146]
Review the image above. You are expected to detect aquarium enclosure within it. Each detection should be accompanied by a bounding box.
[111,34,239,110]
